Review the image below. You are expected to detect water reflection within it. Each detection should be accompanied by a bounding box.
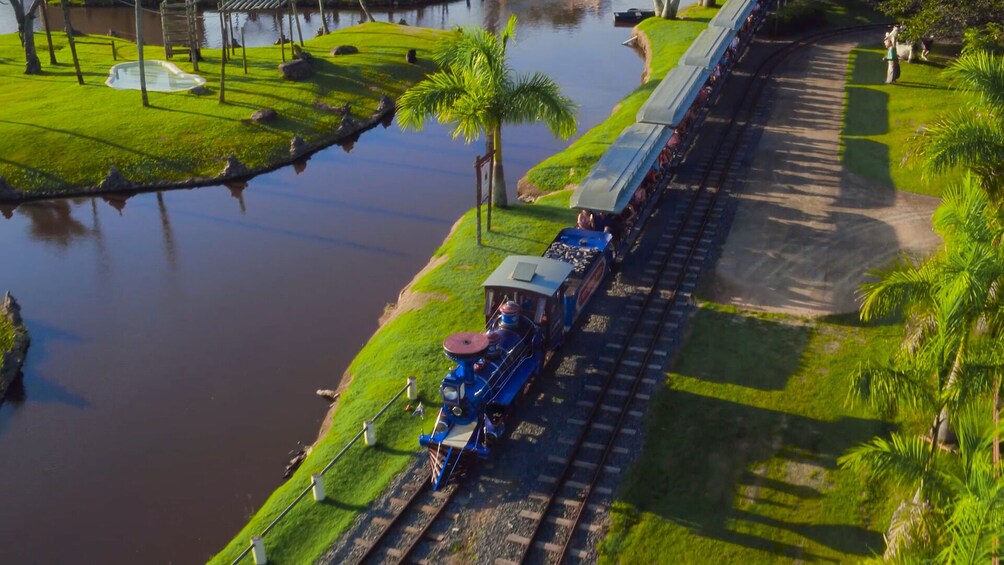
[18,200,92,247]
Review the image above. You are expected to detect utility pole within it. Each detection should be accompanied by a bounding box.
[135,0,149,106]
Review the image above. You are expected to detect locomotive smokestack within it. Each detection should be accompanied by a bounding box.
[443,332,489,385]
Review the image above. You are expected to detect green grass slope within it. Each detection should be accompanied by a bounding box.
[600,305,908,563]
[0,23,448,194]
[842,43,965,196]
[521,6,718,195]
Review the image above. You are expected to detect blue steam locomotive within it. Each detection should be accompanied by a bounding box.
[419,0,768,489]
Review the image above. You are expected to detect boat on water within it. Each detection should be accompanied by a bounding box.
[614,8,656,23]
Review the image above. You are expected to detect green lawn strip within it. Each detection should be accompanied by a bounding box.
[600,304,920,563]
[211,191,576,564]
[0,23,448,193]
[842,42,966,197]
[522,6,718,194]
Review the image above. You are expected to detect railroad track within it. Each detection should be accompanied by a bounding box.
[491,22,886,565]
[325,22,885,565]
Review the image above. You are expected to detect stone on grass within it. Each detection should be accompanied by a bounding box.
[189,85,210,95]
[220,152,250,178]
[406,49,417,64]
[100,165,133,191]
[250,108,278,124]
[279,59,313,81]
[377,95,395,114]
[313,99,350,114]
[330,45,359,56]
[290,135,306,157]
[292,45,313,62]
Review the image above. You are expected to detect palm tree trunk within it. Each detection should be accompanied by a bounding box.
[491,127,508,208]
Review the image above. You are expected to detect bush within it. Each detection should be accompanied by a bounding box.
[962,23,1004,55]
[768,0,828,35]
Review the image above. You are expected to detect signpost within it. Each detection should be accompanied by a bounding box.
[474,139,495,246]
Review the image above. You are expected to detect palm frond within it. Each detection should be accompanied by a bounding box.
[945,51,1004,114]
[858,256,935,321]
[847,361,938,416]
[838,433,943,492]
[503,72,578,139]
[396,70,471,131]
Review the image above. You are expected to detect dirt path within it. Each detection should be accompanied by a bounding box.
[706,34,942,316]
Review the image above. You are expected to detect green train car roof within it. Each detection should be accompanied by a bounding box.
[710,0,756,30]
[482,255,574,297]
[681,26,735,70]
[637,64,710,126]
[570,123,671,214]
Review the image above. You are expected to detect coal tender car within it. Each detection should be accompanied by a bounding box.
[420,229,612,489]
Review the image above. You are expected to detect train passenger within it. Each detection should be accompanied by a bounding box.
[577,209,595,231]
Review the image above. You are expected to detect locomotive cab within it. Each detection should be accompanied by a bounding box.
[483,255,574,351]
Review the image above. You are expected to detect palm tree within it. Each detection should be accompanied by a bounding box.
[396,15,577,208]
[915,52,1004,201]
[839,401,1004,562]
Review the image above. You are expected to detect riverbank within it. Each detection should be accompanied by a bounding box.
[211,8,717,563]
[0,23,448,200]
[0,293,30,404]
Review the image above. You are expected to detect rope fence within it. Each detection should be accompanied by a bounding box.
[231,376,419,565]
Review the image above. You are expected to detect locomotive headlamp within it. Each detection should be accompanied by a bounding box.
[442,386,459,402]
[451,406,463,417]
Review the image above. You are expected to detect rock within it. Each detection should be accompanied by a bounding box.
[398,18,407,25]
[331,45,358,56]
[290,134,306,157]
[316,389,340,402]
[313,99,350,114]
[220,152,250,178]
[338,113,359,132]
[250,108,277,124]
[406,48,417,64]
[292,44,313,61]
[376,95,395,114]
[99,165,132,191]
[3,292,22,326]
[279,58,313,81]
[188,84,210,95]
[0,177,19,200]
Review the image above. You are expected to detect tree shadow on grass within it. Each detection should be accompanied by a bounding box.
[673,308,811,391]
[617,388,886,559]
[842,137,893,188]
[843,87,888,136]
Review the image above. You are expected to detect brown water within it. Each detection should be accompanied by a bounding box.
[0,0,659,562]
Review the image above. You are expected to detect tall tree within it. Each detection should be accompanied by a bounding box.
[915,52,1004,201]
[877,0,1004,41]
[7,0,44,74]
[396,15,577,208]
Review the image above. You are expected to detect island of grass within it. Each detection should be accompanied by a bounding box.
[0,292,30,404]
[209,7,729,563]
[0,22,449,197]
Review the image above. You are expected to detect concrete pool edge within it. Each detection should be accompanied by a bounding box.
[105,60,208,92]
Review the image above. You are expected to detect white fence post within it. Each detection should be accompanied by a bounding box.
[251,535,267,564]
[311,474,325,502]
[363,420,376,446]
[407,376,417,400]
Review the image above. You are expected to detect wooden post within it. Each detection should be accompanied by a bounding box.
[475,154,482,246]
[111,39,117,60]
[251,536,266,564]
[136,0,149,105]
[318,0,329,34]
[407,377,417,400]
[241,26,247,74]
[219,44,226,103]
[275,13,285,62]
[218,9,227,64]
[228,11,237,56]
[291,0,304,47]
[486,138,494,232]
[61,1,83,85]
[39,0,56,65]
[286,6,294,53]
[363,420,375,446]
[311,474,325,501]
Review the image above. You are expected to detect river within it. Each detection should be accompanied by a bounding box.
[0,0,661,562]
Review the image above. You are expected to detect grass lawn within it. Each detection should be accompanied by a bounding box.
[210,191,578,564]
[0,23,448,194]
[521,5,718,194]
[842,43,967,197]
[599,304,913,563]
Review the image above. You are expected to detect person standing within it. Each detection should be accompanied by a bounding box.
[884,39,900,84]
